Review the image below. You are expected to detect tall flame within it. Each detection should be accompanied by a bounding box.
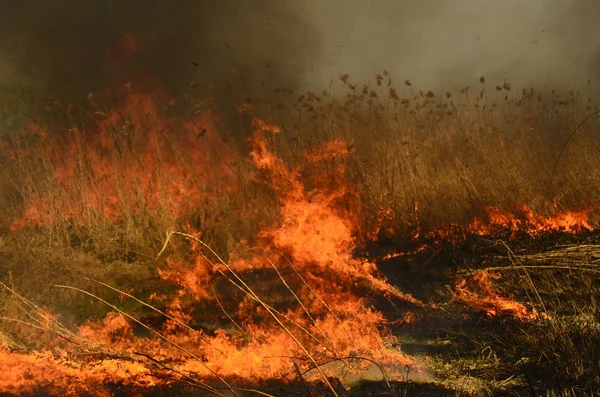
[1,98,418,395]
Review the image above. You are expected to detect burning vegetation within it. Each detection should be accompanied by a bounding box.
[1,67,600,396]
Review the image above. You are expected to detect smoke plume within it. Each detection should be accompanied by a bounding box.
[1,1,599,101]
[0,0,319,102]
[303,0,600,96]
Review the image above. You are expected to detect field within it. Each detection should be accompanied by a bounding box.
[1,73,600,396]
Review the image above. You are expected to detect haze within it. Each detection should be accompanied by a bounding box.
[305,0,600,93]
[0,0,598,100]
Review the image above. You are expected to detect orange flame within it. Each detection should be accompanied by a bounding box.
[454,270,541,321]
[4,89,591,395]
[468,204,594,238]
[9,94,236,231]
[2,109,418,395]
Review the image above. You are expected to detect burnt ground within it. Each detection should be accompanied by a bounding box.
[4,381,453,397]
[371,230,600,396]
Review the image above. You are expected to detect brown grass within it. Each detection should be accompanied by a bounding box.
[0,73,598,310]
[2,75,600,252]
[261,76,600,230]
[1,74,600,395]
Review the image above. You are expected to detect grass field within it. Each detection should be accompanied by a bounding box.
[1,74,600,396]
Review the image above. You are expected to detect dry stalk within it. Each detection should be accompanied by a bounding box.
[300,355,393,391]
[158,232,328,347]
[0,316,51,334]
[0,282,89,348]
[484,243,600,274]
[483,265,600,275]
[159,231,341,397]
[54,284,234,397]
[210,285,247,336]
[498,240,547,314]
[268,258,348,367]
[510,244,600,266]
[88,278,225,355]
[282,254,342,324]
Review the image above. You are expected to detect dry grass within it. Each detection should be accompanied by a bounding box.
[1,74,600,395]
[2,74,600,253]
[262,76,600,230]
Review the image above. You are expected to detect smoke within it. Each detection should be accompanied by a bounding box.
[1,0,599,103]
[0,0,319,102]
[303,0,600,96]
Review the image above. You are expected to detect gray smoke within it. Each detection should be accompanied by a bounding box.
[0,1,599,103]
[0,0,319,102]
[302,0,600,96]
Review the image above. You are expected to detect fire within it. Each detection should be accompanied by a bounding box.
[1,101,418,395]
[410,203,595,244]
[467,204,594,238]
[1,64,595,394]
[454,270,541,321]
[0,348,156,397]
[9,93,236,231]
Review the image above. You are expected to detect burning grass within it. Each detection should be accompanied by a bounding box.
[1,73,600,396]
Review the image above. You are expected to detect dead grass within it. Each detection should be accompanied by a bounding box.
[261,76,600,230]
[2,75,600,395]
[3,75,600,255]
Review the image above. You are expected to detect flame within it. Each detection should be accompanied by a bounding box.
[454,270,541,321]
[1,108,418,395]
[2,86,593,395]
[407,203,595,245]
[467,204,594,238]
[0,347,156,397]
[9,93,236,231]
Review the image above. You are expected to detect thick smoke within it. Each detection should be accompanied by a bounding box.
[0,0,319,102]
[303,0,600,96]
[1,1,599,102]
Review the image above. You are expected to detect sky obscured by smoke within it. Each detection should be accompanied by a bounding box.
[0,0,599,100]
[0,0,319,101]
[304,0,600,94]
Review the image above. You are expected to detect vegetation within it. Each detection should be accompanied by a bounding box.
[1,73,600,396]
